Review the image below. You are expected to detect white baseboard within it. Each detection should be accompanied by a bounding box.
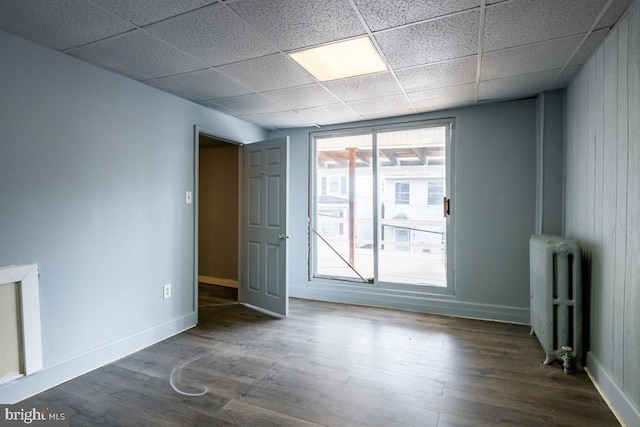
[587,351,640,427]
[198,275,238,288]
[291,280,529,324]
[0,312,197,404]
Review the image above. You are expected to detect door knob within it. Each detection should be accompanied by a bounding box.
[278,234,290,240]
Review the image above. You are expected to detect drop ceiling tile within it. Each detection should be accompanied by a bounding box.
[234,114,273,130]
[478,70,561,101]
[243,111,317,129]
[264,85,340,111]
[145,79,200,100]
[145,3,278,66]
[216,54,316,92]
[396,56,478,92]
[323,72,404,102]
[298,104,361,126]
[208,94,285,115]
[198,100,239,116]
[347,95,414,118]
[228,0,364,51]
[148,69,254,101]
[597,0,634,29]
[407,84,476,111]
[375,10,480,69]
[92,0,217,26]
[483,0,609,51]
[569,28,610,67]
[70,29,207,80]
[481,34,582,81]
[354,0,479,32]
[0,0,134,50]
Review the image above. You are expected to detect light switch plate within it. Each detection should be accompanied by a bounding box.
[186,191,192,204]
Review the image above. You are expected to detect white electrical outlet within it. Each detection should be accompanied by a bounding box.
[163,284,171,299]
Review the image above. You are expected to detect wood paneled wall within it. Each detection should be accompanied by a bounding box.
[565,1,640,424]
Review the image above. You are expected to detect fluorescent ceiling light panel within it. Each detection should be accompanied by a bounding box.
[288,37,388,82]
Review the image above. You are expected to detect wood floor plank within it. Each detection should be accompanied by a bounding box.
[19,284,620,426]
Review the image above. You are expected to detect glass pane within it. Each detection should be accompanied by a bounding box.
[315,134,374,281]
[378,126,447,286]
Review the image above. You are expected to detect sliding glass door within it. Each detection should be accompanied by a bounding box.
[311,121,453,289]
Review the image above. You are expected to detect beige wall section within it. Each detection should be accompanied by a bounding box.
[198,142,239,286]
[0,282,22,384]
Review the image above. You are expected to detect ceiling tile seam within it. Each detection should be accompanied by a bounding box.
[238,113,317,129]
[218,0,366,128]
[481,30,604,55]
[191,81,344,124]
[211,61,291,94]
[479,68,565,84]
[83,0,223,28]
[222,3,306,58]
[208,67,330,127]
[69,2,284,89]
[134,15,277,82]
[234,115,300,131]
[392,53,479,73]
[475,0,487,104]
[552,0,615,85]
[58,22,221,83]
[370,6,482,36]
[261,90,344,111]
[60,28,139,53]
[486,0,518,8]
[73,27,277,98]
[277,35,390,122]
[218,3,335,128]
[140,80,189,98]
[346,0,416,115]
[202,100,249,117]
[207,93,321,125]
[137,66,218,83]
[196,1,426,122]
[147,69,320,127]
[405,80,487,95]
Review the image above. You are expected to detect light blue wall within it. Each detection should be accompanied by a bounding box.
[0,30,265,402]
[564,1,640,425]
[536,90,566,236]
[270,98,537,323]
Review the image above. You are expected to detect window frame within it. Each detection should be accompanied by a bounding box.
[394,182,410,205]
[308,118,455,295]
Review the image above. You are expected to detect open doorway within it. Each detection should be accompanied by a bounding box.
[197,132,241,306]
[194,127,290,317]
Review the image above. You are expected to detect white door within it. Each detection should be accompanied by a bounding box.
[241,136,289,316]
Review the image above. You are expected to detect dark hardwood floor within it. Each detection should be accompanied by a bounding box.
[23,284,619,426]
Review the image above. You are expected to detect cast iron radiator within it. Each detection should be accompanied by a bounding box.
[529,234,582,373]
